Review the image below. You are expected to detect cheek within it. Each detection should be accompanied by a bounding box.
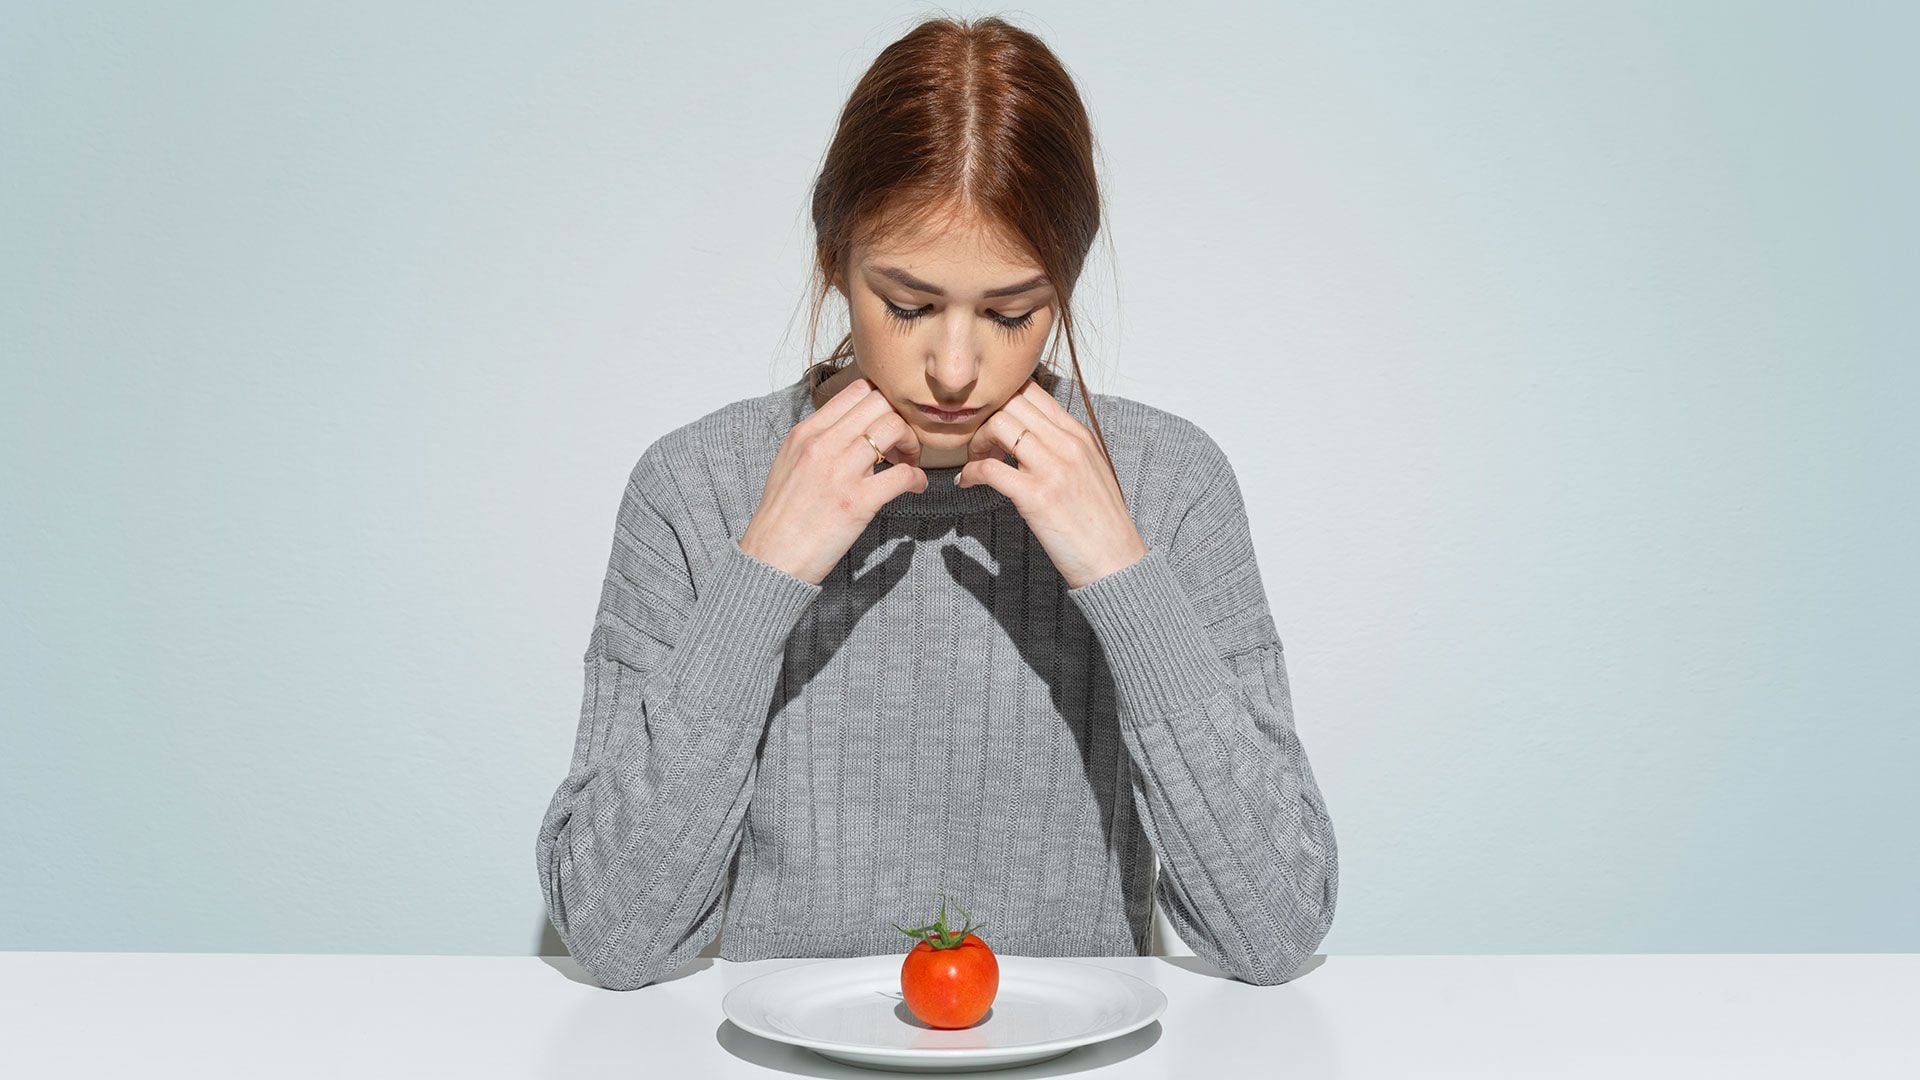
[848,306,904,365]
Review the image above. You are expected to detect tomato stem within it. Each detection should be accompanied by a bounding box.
[892,894,989,950]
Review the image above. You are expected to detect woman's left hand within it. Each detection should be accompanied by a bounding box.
[956,378,1150,589]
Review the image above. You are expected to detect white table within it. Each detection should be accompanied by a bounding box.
[1,952,1913,1077]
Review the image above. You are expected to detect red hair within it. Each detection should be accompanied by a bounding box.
[802,15,1116,474]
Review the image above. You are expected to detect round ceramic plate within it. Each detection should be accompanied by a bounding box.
[721,954,1167,1073]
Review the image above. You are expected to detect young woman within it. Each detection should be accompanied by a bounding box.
[535,16,1338,990]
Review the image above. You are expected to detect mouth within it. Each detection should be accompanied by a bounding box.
[916,403,980,424]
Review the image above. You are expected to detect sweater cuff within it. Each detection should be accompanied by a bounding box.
[1065,545,1233,723]
[666,539,823,676]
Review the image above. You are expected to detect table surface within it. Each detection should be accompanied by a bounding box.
[1,951,1914,1078]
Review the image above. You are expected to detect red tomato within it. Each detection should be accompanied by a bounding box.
[893,897,999,1029]
[901,933,999,1029]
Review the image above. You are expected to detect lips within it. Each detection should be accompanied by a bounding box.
[917,403,979,423]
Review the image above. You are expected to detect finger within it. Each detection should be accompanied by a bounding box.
[865,410,922,467]
[965,404,1036,463]
[869,455,929,501]
[829,384,910,453]
[1007,382,1096,456]
[1018,377,1083,432]
[1024,382,1105,464]
[993,390,1073,449]
[1004,382,1100,465]
[967,406,1054,468]
[957,455,1030,498]
[808,376,875,429]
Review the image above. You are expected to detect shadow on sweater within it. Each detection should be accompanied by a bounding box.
[775,529,1131,912]
[758,526,1150,955]
[530,515,1304,987]
[786,533,917,700]
[941,537,1133,935]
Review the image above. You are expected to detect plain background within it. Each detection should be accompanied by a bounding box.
[3,2,1913,959]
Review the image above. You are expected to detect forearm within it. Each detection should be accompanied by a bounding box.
[1068,546,1338,985]
[537,539,821,989]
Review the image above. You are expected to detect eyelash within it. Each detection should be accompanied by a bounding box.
[882,298,1035,338]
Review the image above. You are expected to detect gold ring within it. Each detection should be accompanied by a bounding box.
[862,431,885,466]
[1008,428,1031,464]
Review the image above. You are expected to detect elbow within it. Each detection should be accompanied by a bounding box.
[1231,964,1297,989]
[1230,910,1332,987]
[1254,805,1341,983]
[1182,891,1332,987]
[1234,862,1338,987]
[563,917,705,992]
[538,825,646,991]
[537,828,680,992]
[574,951,664,992]
[542,878,670,991]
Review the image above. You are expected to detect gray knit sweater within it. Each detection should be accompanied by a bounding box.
[535,370,1337,989]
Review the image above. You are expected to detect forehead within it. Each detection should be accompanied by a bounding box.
[859,211,1039,280]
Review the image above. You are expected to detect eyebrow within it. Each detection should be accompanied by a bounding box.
[869,264,1050,299]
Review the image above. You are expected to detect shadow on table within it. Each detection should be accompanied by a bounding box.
[539,953,715,988]
[1156,952,1328,984]
[717,1018,1161,1078]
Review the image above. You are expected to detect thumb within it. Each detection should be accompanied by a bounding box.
[878,461,927,498]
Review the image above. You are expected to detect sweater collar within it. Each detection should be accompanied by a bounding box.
[766,366,1085,518]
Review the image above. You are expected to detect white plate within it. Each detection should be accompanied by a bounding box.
[721,954,1167,1073]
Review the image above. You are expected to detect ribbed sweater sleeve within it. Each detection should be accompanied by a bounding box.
[1065,427,1339,985]
[535,442,822,990]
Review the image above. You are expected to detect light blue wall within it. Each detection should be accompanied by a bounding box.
[3,2,1913,955]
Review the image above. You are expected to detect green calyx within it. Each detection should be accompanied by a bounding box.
[892,895,989,951]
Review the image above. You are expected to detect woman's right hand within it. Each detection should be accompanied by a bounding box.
[738,377,927,585]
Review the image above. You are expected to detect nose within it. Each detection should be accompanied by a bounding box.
[927,319,980,399]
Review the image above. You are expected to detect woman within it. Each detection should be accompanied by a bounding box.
[535,15,1337,990]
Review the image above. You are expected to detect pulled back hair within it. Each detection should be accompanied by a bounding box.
[801,15,1117,474]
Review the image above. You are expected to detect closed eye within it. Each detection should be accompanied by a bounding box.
[882,298,1035,337]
